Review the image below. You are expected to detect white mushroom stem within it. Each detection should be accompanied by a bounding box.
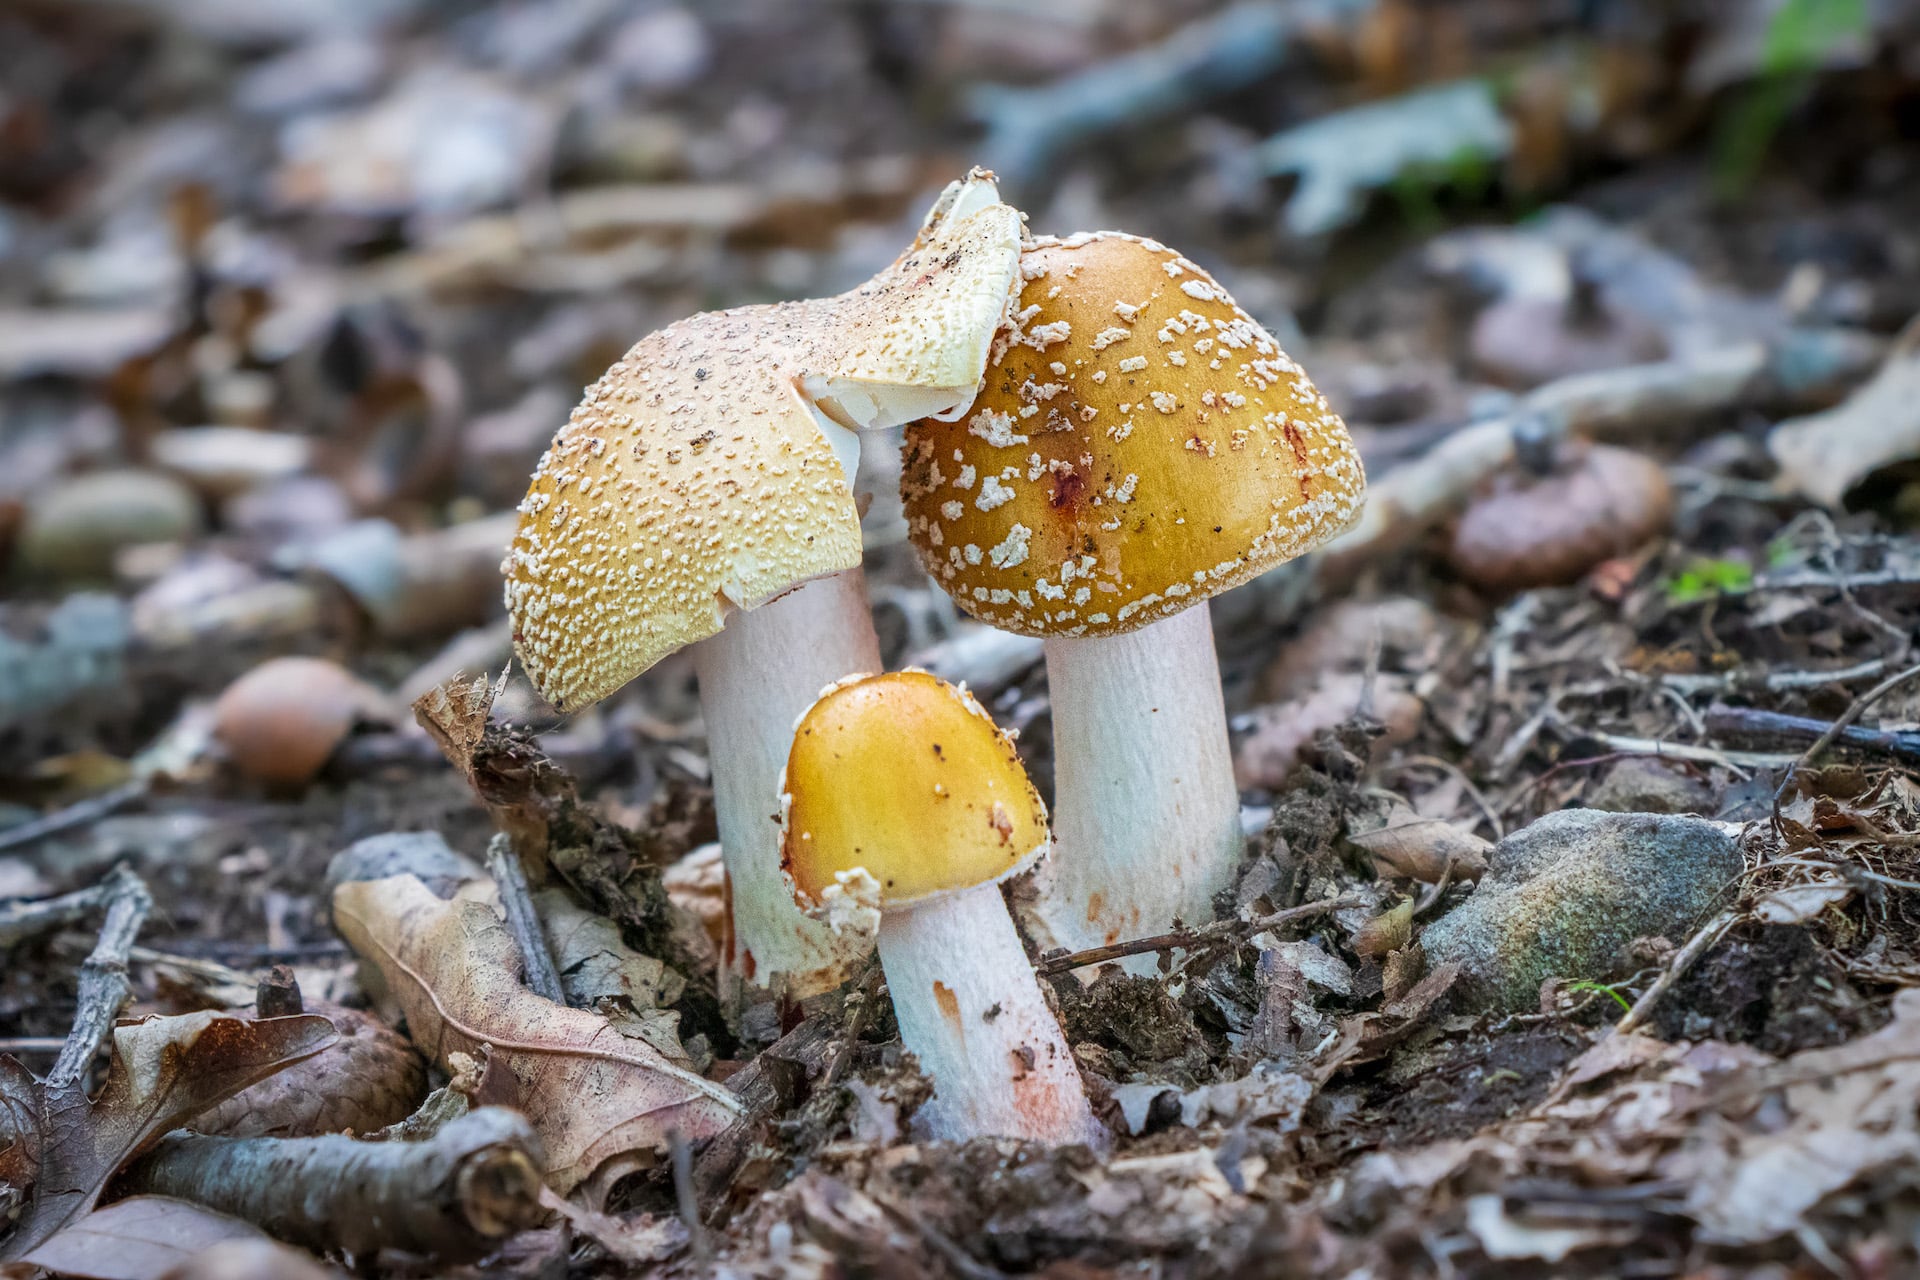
[877,881,1105,1147]
[695,569,881,997]
[1025,604,1243,975]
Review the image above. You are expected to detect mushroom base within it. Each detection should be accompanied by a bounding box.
[1025,605,1244,975]
[696,569,882,1000]
[877,882,1105,1148]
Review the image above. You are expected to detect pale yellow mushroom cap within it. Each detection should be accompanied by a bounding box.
[901,232,1366,639]
[504,173,1023,711]
[781,670,1048,909]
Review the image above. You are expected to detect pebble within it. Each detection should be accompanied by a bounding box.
[1588,758,1714,815]
[15,470,203,580]
[1420,808,1743,1011]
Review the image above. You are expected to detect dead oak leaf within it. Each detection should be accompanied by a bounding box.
[0,1012,336,1260]
[332,874,740,1196]
[1,1057,41,1224]
[20,1195,270,1280]
[1351,819,1491,884]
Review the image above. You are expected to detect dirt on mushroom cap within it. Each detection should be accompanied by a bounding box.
[900,231,1366,639]
[780,669,1048,908]
[503,177,1022,712]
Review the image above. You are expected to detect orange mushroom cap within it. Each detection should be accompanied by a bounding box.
[901,232,1366,638]
[781,670,1048,909]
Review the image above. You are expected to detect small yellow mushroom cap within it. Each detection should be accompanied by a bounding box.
[781,670,1048,909]
[901,231,1366,639]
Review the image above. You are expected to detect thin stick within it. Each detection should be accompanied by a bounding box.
[821,956,883,1090]
[47,865,153,1090]
[0,1037,68,1055]
[1707,706,1920,767]
[670,1126,712,1271]
[0,879,120,950]
[0,779,148,854]
[484,833,565,1005]
[1773,661,1920,810]
[125,946,257,988]
[1657,656,1891,695]
[1035,895,1363,976]
[1611,909,1739,1037]
[1552,722,1788,772]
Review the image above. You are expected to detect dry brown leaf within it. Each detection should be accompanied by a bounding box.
[151,1237,335,1280]
[331,874,740,1195]
[0,1057,41,1227]
[412,669,503,774]
[1752,880,1853,925]
[20,1197,269,1280]
[1351,899,1415,959]
[1770,317,1920,508]
[194,1002,426,1139]
[1663,988,1920,1243]
[0,1012,336,1260]
[1351,819,1491,883]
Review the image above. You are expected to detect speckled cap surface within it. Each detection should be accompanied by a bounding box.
[901,232,1365,638]
[504,173,1022,710]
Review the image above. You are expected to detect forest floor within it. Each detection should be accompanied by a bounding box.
[5,1,1920,1276]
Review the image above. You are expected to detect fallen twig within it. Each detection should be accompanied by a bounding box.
[1324,331,1885,574]
[1547,717,1793,773]
[1,873,132,951]
[967,4,1301,186]
[1658,656,1892,695]
[120,1107,546,1261]
[1706,706,1920,768]
[668,1126,712,1269]
[1772,662,1920,813]
[47,866,153,1091]
[821,958,884,1092]
[0,780,149,854]
[1035,895,1365,976]
[0,1037,65,1055]
[484,833,565,1005]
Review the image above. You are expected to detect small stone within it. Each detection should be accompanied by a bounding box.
[1419,808,1742,1011]
[15,470,203,580]
[327,830,482,898]
[1588,758,1713,815]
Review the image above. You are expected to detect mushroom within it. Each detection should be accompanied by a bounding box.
[782,670,1104,1147]
[1469,252,1666,389]
[1448,436,1673,592]
[504,172,1022,997]
[901,232,1365,969]
[212,656,389,789]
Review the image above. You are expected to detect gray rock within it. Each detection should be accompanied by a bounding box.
[327,831,482,899]
[1588,758,1713,815]
[16,470,202,580]
[1419,808,1742,1011]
